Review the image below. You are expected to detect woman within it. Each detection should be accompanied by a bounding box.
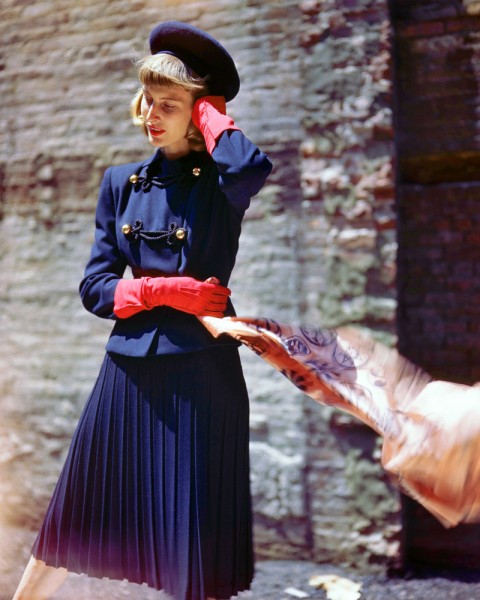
[13,20,272,600]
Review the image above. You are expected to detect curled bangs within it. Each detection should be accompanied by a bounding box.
[136,53,207,95]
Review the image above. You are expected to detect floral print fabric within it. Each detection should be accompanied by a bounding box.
[200,316,480,528]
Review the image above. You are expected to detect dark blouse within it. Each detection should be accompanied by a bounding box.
[79,130,272,356]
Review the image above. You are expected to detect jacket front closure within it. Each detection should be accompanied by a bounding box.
[116,151,207,279]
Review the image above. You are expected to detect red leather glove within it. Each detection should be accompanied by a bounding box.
[191,96,240,154]
[114,276,231,319]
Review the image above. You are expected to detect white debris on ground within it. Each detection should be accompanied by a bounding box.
[309,574,362,600]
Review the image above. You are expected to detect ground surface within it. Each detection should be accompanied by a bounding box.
[2,525,480,599]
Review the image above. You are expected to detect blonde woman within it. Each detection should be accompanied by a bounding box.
[14,20,272,600]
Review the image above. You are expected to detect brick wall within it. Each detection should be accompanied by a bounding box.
[0,0,313,564]
[397,184,480,382]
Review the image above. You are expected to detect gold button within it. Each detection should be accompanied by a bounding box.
[192,167,201,177]
[122,224,132,235]
[175,228,186,240]
[129,174,139,184]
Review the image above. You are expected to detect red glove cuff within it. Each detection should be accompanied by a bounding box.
[113,278,150,319]
[192,96,240,154]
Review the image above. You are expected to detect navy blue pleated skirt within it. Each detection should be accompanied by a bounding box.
[32,346,253,600]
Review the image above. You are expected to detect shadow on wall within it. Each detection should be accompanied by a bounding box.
[390,0,480,571]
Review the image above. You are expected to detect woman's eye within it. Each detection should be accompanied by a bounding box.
[163,103,175,112]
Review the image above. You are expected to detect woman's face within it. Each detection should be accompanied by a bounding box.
[140,84,195,158]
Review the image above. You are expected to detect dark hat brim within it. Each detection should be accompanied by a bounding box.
[149,21,240,102]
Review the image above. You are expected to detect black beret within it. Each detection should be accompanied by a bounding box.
[149,21,240,102]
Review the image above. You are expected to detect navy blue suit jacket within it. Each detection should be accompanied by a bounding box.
[79,130,272,356]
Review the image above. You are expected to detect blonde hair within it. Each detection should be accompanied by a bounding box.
[131,53,209,152]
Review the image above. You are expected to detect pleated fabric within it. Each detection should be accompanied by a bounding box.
[32,347,253,600]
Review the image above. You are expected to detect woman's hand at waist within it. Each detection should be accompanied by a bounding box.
[113,275,231,319]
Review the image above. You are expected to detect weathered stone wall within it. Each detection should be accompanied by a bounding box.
[0,0,398,574]
[390,0,480,569]
[297,0,399,568]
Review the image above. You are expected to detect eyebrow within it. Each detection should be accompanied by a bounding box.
[142,87,184,102]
